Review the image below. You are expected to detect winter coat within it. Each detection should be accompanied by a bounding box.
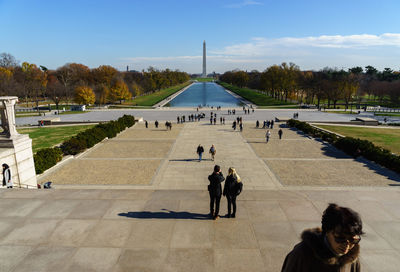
[197,146,204,154]
[3,168,12,187]
[281,228,361,272]
[208,172,225,196]
[223,174,237,196]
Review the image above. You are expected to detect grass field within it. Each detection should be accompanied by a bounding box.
[218,82,296,106]
[193,77,214,82]
[129,81,191,106]
[324,110,359,115]
[18,125,95,153]
[316,125,400,155]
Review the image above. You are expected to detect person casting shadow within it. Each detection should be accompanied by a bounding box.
[223,167,241,218]
[208,164,225,220]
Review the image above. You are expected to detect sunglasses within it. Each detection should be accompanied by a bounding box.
[333,233,361,245]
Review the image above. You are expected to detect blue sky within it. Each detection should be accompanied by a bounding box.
[1,0,400,73]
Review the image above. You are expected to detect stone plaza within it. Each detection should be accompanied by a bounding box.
[1,119,400,271]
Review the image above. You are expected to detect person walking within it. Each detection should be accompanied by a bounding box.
[2,163,12,188]
[209,145,216,161]
[281,203,363,272]
[208,165,225,220]
[266,130,271,143]
[232,121,236,130]
[256,120,259,128]
[145,120,148,128]
[197,144,204,161]
[239,122,243,132]
[155,120,159,128]
[278,129,283,139]
[223,167,241,218]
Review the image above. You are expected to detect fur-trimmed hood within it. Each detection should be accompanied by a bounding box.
[301,227,360,266]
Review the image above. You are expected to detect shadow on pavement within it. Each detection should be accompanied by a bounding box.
[118,209,210,220]
[169,158,212,162]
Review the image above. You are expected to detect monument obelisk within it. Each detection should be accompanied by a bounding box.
[202,40,206,78]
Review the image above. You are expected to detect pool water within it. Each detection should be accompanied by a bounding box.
[168,82,242,107]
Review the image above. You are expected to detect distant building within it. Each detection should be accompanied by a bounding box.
[202,40,206,78]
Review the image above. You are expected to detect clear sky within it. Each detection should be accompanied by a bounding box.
[1,0,400,73]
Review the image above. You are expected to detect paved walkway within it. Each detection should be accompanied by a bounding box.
[2,121,400,271]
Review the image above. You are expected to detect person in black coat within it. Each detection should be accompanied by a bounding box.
[197,144,204,161]
[208,165,225,220]
[223,167,241,218]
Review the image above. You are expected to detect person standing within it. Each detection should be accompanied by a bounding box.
[281,203,363,272]
[2,163,12,188]
[208,165,225,220]
[239,122,243,132]
[278,129,283,139]
[256,120,259,128]
[155,120,159,128]
[266,130,271,143]
[223,167,241,218]
[209,145,216,161]
[145,120,148,128]
[197,144,204,161]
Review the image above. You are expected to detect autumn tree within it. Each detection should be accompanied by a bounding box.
[94,84,110,105]
[17,62,47,109]
[46,72,64,112]
[74,86,95,105]
[0,67,14,95]
[91,65,118,88]
[56,63,90,105]
[109,79,131,104]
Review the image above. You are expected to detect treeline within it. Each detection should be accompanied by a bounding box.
[220,63,400,108]
[0,53,190,108]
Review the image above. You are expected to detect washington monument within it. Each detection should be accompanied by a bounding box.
[202,40,206,78]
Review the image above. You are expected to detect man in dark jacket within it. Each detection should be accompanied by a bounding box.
[281,203,363,272]
[197,144,204,161]
[208,165,225,220]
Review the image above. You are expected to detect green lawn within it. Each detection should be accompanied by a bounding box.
[193,77,214,82]
[130,81,191,106]
[218,82,296,106]
[18,125,95,153]
[316,125,400,155]
[324,110,359,115]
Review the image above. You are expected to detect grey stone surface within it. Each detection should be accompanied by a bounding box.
[12,246,75,272]
[3,118,400,271]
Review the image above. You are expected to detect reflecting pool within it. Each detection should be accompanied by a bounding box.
[168,82,242,107]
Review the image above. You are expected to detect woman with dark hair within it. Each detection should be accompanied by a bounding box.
[2,163,12,188]
[281,203,364,272]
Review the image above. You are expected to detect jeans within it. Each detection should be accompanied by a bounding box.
[199,153,202,161]
[227,195,237,215]
[209,192,221,216]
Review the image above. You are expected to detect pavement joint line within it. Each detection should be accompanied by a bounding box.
[238,129,283,188]
[149,122,187,187]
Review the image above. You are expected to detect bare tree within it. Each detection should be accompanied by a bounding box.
[0,53,19,68]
